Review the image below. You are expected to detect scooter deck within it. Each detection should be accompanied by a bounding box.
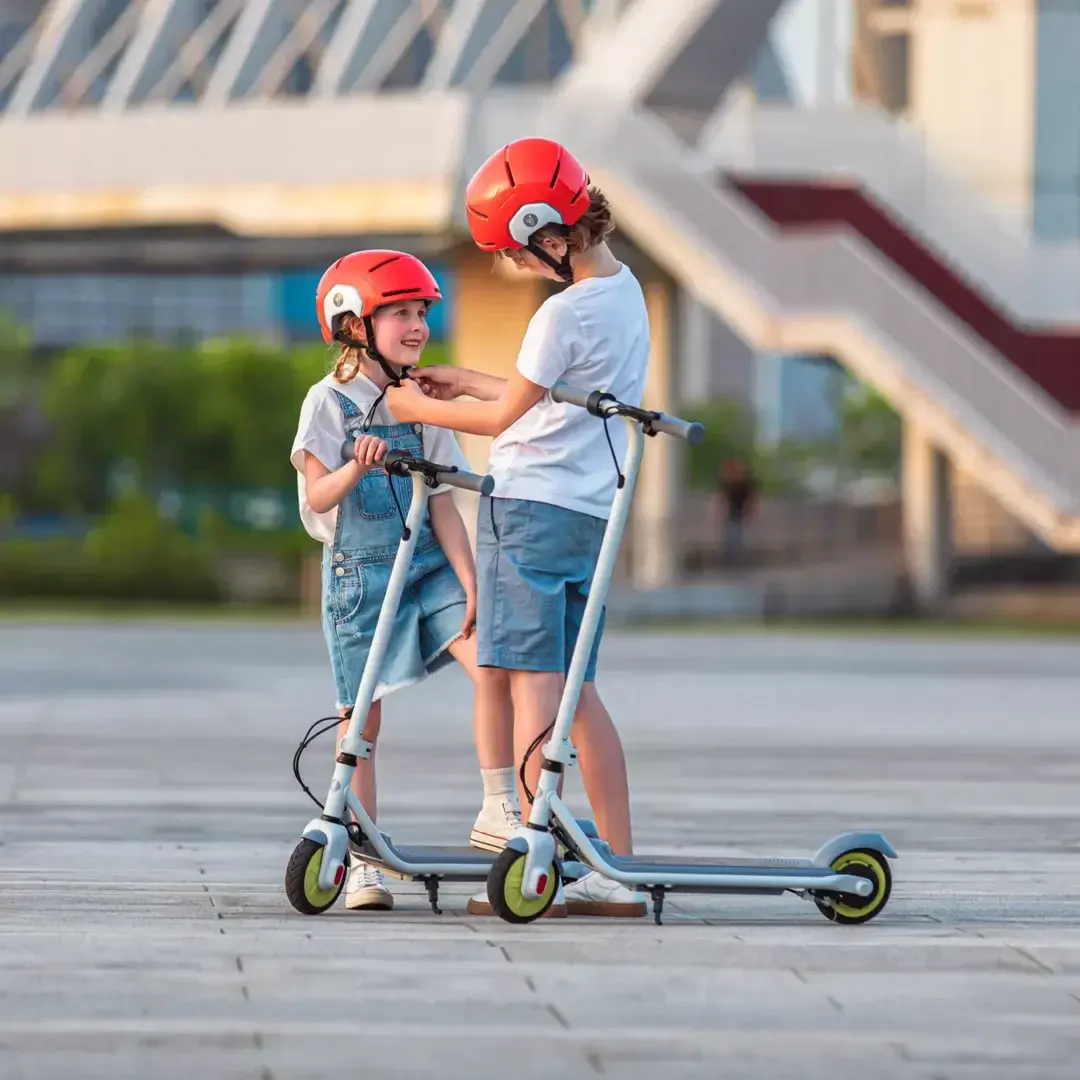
[609,854,816,873]
[351,842,497,881]
[386,844,494,865]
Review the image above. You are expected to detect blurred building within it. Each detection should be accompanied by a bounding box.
[1,0,1078,604]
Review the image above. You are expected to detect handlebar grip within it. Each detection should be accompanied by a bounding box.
[435,469,495,496]
[549,382,596,410]
[648,414,705,445]
[549,383,705,444]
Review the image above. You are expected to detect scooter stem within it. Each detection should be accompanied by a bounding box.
[324,471,428,819]
[533,416,645,795]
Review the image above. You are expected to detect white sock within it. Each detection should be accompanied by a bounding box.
[481,767,518,810]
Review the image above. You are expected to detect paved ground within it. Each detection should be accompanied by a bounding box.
[3,621,1080,1079]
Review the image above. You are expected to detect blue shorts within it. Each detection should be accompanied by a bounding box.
[476,496,607,682]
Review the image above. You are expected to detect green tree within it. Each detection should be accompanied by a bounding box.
[840,383,901,476]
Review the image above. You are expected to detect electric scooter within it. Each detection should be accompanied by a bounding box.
[479,385,897,927]
[284,388,895,926]
[286,445,617,914]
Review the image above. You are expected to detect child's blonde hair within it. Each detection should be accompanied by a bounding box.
[332,313,367,384]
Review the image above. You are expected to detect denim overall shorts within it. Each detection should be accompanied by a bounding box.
[322,390,467,709]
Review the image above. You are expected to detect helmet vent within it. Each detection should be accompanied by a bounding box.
[550,156,561,188]
[368,255,402,273]
[503,150,516,187]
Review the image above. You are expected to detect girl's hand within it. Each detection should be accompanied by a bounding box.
[385,378,428,423]
[409,365,462,401]
[353,435,388,471]
[460,588,477,639]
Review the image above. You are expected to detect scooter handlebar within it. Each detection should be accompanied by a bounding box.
[340,441,494,496]
[432,465,495,496]
[550,382,705,445]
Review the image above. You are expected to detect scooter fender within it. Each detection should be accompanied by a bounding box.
[517,830,558,901]
[302,817,350,893]
[812,831,898,867]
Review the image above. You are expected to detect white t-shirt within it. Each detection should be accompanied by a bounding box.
[488,262,650,520]
[290,370,469,545]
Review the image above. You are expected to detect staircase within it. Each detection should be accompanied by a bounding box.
[478,96,1080,551]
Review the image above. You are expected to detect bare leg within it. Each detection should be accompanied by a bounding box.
[448,636,513,769]
[572,682,633,855]
[337,700,382,823]
[507,670,564,818]
[507,672,632,853]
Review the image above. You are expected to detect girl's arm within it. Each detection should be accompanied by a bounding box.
[428,491,476,595]
[302,435,387,514]
[428,491,477,635]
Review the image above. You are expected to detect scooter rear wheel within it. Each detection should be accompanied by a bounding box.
[285,838,346,915]
[487,847,559,924]
[814,847,892,925]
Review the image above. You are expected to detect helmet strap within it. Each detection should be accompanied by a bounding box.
[526,231,574,283]
[332,317,410,386]
[361,315,410,386]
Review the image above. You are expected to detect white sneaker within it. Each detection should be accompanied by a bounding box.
[344,862,394,911]
[564,871,646,918]
[469,799,522,852]
[467,880,566,918]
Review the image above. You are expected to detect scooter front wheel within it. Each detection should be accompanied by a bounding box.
[814,847,892,925]
[285,838,346,915]
[487,847,558,924]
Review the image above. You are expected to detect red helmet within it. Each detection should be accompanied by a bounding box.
[465,137,590,254]
[316,249,442,346]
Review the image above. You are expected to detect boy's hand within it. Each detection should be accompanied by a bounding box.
[385,379,427,423]
[353,435,388,471]
[409,365,462,401]
[460,588,477,639]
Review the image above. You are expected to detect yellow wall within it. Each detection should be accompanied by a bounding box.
[448,244,545,472]
[910,0,1037,219]
[447,244,545,545]
[633,278,680,588]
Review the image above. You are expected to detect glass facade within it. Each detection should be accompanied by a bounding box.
[0,262,453,347]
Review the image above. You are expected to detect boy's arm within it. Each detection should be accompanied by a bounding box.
[456,368,508,402]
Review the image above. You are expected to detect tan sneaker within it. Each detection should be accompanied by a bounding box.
[563,871,646,917]
[344,862,394,911]
[467,880,567,918]
[469,799,522,852]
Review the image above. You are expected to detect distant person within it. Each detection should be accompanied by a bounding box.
[712,456,758,567]
[290,250,520,912]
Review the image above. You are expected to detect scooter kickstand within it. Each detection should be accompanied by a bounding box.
[650,887,666,926]
[424,876,442,915]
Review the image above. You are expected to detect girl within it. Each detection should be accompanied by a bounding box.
[291,250,519,912]
[386,138,648,919]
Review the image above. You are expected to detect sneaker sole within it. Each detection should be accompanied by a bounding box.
[466,898,567,919]
[345,892,395,911]
[565,900,647,918]
[469,829,511,853]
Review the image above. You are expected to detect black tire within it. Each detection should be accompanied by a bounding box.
[285,837,346,915]
[486,847,559,924]
[814,848,892,926]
